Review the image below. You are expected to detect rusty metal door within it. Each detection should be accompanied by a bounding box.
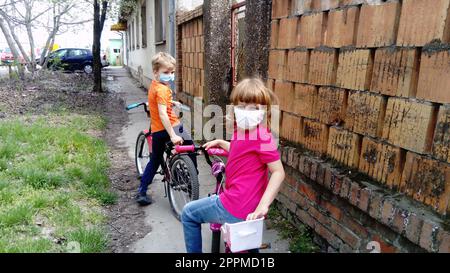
[231,1,246,87]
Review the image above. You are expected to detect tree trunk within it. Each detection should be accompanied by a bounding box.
[93,0,107,93]
[25,6,36,74]
[0,10,30,65]
[0,15,24,79]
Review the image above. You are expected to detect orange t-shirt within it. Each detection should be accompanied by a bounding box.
[148,80,180,133]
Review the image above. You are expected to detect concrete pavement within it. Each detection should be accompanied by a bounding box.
[105,67,289,253]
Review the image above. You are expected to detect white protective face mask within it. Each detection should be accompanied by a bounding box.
[234,107,265,130]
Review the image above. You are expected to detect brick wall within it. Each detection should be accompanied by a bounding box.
[269,0,450,252]
[176,6,205,108]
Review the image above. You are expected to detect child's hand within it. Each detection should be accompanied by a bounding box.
[171,135,183,145]
[202,140,221,150]
[173,101,182,108]
[246,206,268,221]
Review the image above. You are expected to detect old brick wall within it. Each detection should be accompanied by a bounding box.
[176,6,205,108]
[269,0,450,252]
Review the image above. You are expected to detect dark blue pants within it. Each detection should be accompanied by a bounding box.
[138,125,197,195]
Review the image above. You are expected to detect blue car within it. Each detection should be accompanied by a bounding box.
[46,48,95,74]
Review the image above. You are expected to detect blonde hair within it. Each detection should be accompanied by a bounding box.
[230,77,279,127]
[152,52,176,72]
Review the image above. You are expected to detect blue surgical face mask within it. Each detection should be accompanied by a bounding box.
[159,72,175,83]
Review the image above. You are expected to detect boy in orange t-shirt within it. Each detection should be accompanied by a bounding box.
[136,52,197,206]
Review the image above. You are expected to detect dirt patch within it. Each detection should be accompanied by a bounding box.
[0,70,149,253]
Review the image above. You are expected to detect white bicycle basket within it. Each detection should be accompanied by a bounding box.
[221,218,264,253]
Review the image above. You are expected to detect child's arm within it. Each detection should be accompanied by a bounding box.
[247,160,285,221]
[202,139,230,152]
[158,104,183,145]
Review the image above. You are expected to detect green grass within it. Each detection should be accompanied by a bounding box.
[0,113,116,253]
[268,206,319,253]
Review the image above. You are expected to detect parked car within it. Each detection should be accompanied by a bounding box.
[1,48,14,64]
[44,48,95,74]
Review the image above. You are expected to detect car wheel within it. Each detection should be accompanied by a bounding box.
[83,64,93,74]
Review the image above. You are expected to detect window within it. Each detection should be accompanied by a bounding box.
[68,49,84,57]
[155,0,165,44]
[141,2,147,48]
[113,49,120,53]
[131,20,135,50]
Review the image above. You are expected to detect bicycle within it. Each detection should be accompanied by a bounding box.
[126,102,199,221]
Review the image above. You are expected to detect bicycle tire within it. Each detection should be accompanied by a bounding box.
[168,155,199,221]
[135,132,151,178]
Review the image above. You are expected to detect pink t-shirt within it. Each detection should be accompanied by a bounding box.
[219,126,280,220]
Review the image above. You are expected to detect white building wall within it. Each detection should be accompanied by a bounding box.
[126,0,171,88]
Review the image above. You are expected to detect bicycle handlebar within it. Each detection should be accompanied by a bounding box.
[175,145,229,157]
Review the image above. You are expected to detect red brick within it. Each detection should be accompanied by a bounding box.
[268,50,287,80]
[356,1,400,47]
[270,20,279,49]
[325,6,359,48]
[291,190,308,209]
[397,0,450,46]
[400,152,450,215]
[308,206,331,226]
[285,50,310,83]
[278,17,299,49]
[405,213,423,245]
[358,187,371,212]
[419,220,440,252]
[298,181,318,203]
[349,181,361,207]
[368,191,384,220]
[370,47,420,98]
[300,119,329,155]
[382,98,438,154]
[311,0,340,11]
[298,12,327,48]
[296,208,316,228]
[336,48,374,91]
[280,112,302,143]
[341,214,369,239]
[437,229,450,253]
[327,127,362,168]
[380,199,395,226]
[274,81,295,113]
[417,49,450,104]
[331,174,343,196]
[432,105,450,163]
[292,84,318,119]
[330,221,361,249]
[324,166,334,190]
[339,177,352,199]
[316,87,347,126]
[316,163,326,185]
[308,49,338,86]
[391,208,409,235]
[292,0,313,15]
[314,223,342,249]
[272,0,291,18]
[345,91,387,138]
[359,137,405,190]
[309,159,319,181]
[321,200,343,221]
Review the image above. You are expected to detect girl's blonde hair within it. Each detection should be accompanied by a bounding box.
[230,77,279,128]
[152,52,176,72]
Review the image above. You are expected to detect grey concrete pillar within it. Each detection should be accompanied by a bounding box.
[244,0,272,80]
[203,0,232,109]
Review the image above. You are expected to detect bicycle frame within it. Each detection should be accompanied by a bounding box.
[174,145,228,253]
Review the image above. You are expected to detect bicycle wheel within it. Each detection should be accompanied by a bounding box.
[135,132,152,178]
[168,155,199,221]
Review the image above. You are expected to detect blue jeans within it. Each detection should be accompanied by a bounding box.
[181,195,243,253]
[138,124,197,195]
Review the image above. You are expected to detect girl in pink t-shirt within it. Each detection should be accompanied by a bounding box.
[181,78,285,253]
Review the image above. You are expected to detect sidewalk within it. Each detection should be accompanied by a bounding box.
[105,67,289,253]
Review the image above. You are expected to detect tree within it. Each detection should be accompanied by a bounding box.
[92,0,108,92]
[0,11,25,79]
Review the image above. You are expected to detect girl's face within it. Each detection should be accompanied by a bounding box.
[234,102,266,130]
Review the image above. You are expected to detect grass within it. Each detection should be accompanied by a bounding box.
[0,113,116,253]
[268,205,319,253]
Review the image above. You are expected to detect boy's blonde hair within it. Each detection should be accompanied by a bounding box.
[230,77,279,127]
[152,52,176,72]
